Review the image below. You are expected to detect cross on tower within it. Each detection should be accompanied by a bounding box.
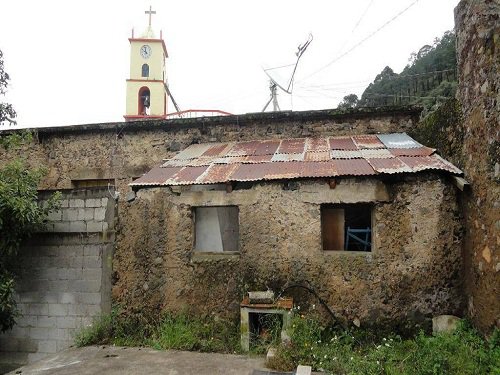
[145,5,156,27]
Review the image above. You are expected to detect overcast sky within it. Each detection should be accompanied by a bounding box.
[0,0,459,129]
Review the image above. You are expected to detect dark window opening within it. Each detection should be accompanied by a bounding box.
[194,206,239,252]
[141,63,149,77]
[138,86,150,115]
[321,204,372,251]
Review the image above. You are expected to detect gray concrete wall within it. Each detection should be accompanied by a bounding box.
[0,188,115,372]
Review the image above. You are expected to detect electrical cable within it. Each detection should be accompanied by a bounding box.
[298,0,420,83]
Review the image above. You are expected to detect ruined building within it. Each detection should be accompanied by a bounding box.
[0,0,498,370]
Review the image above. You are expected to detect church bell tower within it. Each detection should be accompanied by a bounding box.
[124,6,168,121]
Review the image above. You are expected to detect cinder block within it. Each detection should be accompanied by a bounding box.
[83,256,102,268]
[53,222,70,232]
[78,208,94,221]
[0,337,20,352]
[41,292,59,304]
[48,303,68,316]
[101,198,109,206]
[65,268,83,280]
[60,199,69,208]
[56,316,78,329]
[59,292,76,304]
[85,198,101,208]
[30,327,49,340]
[102,222,109,231]
[69,257,84,268]
[38,340,57,353]
[77,292,101,305]
[37,316,57,328]
[83,245,100,257]
[47,210,62,221]
[82,268,102,281]
[86,221,103,232]
[69,221,86,232]
[6,326,29,339]
[94,207,107,221]
[47,280,69,292]
[28,303,49,316]
[72,280,101,293]
[69,199,84,208]
[62,208,79,221]
[43,267,58,281]
[18,315,38,328]
[48,328,69,341]
[19,292,42,304]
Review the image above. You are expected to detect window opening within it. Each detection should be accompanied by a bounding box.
[138,86,150,115]
[194,206,239,252]
[141,63,149,77]
[322,204,372,251]
[72,179,115,189]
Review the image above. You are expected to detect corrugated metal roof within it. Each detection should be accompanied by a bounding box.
[130,133,463,187]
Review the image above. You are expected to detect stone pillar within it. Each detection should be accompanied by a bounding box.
[455,0,500,334]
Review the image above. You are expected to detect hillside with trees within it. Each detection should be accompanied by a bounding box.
[338,31,457,112]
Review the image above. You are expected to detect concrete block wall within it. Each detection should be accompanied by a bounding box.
[0,188,115,372]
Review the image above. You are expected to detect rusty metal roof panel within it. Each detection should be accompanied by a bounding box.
[132,133,462,187]
[367,158,413,174]
[304,151,331,162]
[201,143,233,157]
[131,167,182,186]
[378,133,423,149]
[271,153,305,162]
[277,138,306,154]
[198,163,240,184]
[253,140,281,156]
[333,159,376,176]
[172,144,213,160]
[330,150,362,159]
[352,135,385,149]
[390,147,435,157]
[329,137,357,150]
[164,166,209,185]
[305,137,330,152]
[359,149,393,159]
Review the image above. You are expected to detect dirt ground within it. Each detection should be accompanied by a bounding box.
[6,346,268,375]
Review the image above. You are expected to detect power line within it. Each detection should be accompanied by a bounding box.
[298,0,420,83]
[337,0,376,55]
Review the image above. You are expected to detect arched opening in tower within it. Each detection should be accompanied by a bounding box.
[138,87,151,115]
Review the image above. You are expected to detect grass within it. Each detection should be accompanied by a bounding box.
[74,307,240,353]
[75,308,499,374]
[267,315,500,374]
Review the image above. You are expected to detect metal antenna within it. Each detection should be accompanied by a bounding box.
[261,34,313,112]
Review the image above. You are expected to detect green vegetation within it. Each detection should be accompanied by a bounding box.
[0,49,60,333]
[76,308,499,374]
[268,315,499,374]
[340,31,457,113]
[75,308,240,353]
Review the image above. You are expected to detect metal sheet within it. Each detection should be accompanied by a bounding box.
[329,137,357,150]
[243,154,274,163]
[359,149,393,159]
[201,143,232,157]
[226,141,261,157]
[390,147,435,157]
[304,151,331,162]
[367,158,412,174]
[271,153,305,162]
[377,133,422,149]
[172,144,212,160]
[330,150,362,159]
[230,162,305,181]
[253,140,281,156]
[166,166,209,185]
[352,135,385,149]
[198,164,240,184]
[305,137,330,152]
[332,159,375,176]
[277,138,306,154]
[130,167,182,186]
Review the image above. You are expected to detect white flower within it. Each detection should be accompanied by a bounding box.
[377,361,380,365]
[350,357,353,361]
[324,354,327,359]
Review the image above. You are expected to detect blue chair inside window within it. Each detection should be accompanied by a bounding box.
[345,226,371,251]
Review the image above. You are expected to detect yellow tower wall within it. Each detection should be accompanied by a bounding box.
[126,80,166,116]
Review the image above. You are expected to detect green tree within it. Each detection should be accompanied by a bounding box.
[337,94,359,109]
[0,49,60,332]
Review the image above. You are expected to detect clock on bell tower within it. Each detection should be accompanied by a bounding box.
[124,6,169,121]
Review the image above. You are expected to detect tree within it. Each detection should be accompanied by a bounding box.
[0,49,60,332]
[337,94,359,109]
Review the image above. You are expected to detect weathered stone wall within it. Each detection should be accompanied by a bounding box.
[0,189,114,372]
[455,0,500,334]
[114,175,463,329]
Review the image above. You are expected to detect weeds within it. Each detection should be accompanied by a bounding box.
[75,307,240,353]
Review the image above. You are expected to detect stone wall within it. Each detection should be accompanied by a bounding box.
[114,175,463,329]
[0,188,114,372]
[455,0,500,334]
